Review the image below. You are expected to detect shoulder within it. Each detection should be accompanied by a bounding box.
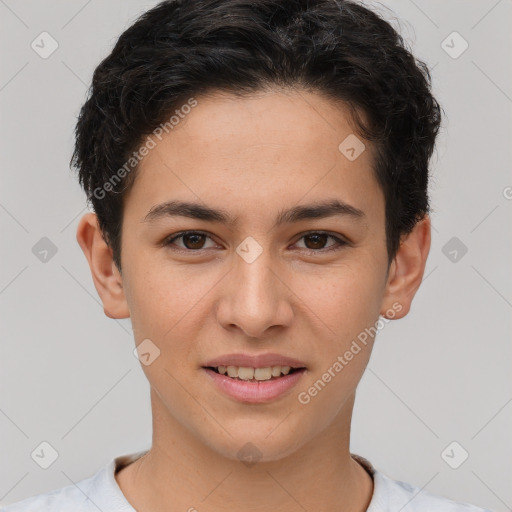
[351,453,494,512]
[1,451,146,512]
[371,469,494,512]
[1,482,92,512]
[1,461,115,512]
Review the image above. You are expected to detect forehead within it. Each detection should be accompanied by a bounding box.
[153,88,372,163]
[123,88,383,226]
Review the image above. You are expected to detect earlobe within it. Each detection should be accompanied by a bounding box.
[76,212,130,319]
[380,215,431,319]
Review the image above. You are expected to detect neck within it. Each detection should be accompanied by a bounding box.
[116,389,374,512]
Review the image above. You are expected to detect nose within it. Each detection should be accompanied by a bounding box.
[215,248,294,339]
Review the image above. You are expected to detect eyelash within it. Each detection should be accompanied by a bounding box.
[162,230,348,254]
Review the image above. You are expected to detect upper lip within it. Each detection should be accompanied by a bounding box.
[203,353,307,369]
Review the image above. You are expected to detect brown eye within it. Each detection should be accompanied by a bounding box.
[303,233,329,250]
[181,233,207,249]
[294,232,347,253]
[164,231,216,251]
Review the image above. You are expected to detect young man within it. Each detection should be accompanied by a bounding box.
[2,0,494,511]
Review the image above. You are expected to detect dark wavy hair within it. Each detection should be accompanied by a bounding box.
[70,0,442,272]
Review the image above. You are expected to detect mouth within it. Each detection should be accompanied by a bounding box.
[201,364,307,403]
[201,353,308,403]
[203,365,306,382]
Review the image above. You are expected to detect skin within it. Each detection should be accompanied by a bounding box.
[76,88,430,512]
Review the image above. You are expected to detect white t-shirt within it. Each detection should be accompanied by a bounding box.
[1,451,494,511]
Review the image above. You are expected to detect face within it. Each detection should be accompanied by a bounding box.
[79,89,427,463]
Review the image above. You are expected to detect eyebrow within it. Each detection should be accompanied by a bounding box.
[142,198,366,228]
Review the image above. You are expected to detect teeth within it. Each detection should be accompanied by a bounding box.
[254,367,272,380]
[238,367,254,380]
[216,365,294,381]
[271,366,282,377]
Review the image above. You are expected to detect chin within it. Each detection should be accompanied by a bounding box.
[202,424,309,465]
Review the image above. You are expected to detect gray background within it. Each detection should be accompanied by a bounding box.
[0,0,511,510]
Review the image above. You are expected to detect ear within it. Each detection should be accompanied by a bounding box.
[76,212,130,319]
[380,215,431,319]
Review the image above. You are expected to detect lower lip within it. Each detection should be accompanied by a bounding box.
[202,368,306,404]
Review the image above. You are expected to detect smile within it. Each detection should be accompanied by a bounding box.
[207,365,302,381]
[202,366,307,403]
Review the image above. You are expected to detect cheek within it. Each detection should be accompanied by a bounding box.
[295,332,373,429]
[293,262,384,339]
[124,261,219,369]
[125,256,203,326]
